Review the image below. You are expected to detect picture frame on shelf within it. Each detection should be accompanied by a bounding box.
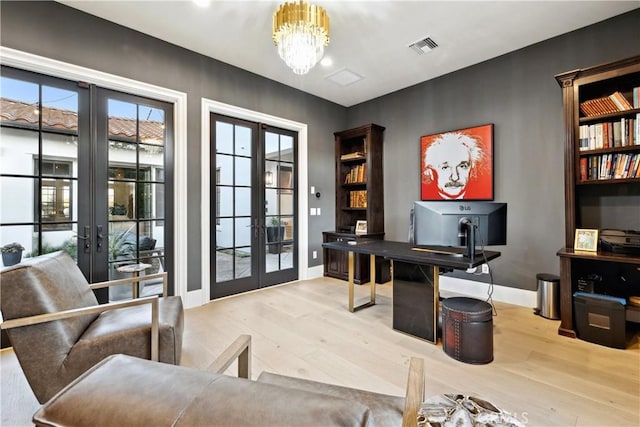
[574,229,599,252]
[420,123,494,201]
[355,220,367,235]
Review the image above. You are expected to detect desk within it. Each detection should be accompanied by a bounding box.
[321,240,500,343]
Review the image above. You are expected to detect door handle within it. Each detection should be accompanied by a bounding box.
[248,219,266,238]
[76,225,91,251]
[96,225,105,251]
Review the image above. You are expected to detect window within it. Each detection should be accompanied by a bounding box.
[36,159,73,231]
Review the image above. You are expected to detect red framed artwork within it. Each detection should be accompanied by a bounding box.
[420,124,494,201]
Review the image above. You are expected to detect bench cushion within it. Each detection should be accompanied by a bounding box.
[34,354,375,427]
[257,371,405,426]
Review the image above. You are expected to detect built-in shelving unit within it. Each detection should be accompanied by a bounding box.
[555,55,640,338]
[323,123,387,284]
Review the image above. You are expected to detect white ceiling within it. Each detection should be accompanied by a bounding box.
[58,1,639,107]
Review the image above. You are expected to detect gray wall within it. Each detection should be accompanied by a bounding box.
[346,9,640,290]
[0,1,344,292]
[2,2,639,293]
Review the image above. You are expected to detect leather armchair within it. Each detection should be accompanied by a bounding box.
[0,251,183,403]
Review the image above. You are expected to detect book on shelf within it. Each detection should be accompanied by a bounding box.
[579,91,633,117]
[340,151,365,160]
[349,190,367,208]
[609,91,633,111]
[580,157,588,181]
[344,164,366,184]
[583,153,640,181]
[578,116,638,150]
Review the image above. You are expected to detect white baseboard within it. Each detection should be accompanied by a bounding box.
[439,276,537,308]
[183,267,535,310]
[307,265,324,279]
[185,289,204,309]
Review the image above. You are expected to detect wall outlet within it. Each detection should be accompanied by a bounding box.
[481,263,489,274]
[312,250,317,259]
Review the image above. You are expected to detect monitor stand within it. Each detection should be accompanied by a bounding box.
[462,219,477,268]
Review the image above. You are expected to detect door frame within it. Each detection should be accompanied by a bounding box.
[200,98,309,304]
[1,47,189,304]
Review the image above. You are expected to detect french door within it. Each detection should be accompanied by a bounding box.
[211,114,297,299]
[0,67,173,302]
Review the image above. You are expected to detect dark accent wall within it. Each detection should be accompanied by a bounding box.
[346,9,640,290]
[2,2,639,294]
[0,1,345,292]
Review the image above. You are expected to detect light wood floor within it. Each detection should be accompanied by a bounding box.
[2,277,639,426]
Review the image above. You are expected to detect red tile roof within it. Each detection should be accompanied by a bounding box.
[1,98,165,144]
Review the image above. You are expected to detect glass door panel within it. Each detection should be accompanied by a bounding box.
[105,96,168,300]
[262,131,296,283]
[0,71,82,265]
[213,119,256,297]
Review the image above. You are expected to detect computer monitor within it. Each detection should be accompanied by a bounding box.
[412,201,507,262]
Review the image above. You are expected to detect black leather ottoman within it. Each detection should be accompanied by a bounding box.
[441,297,493,364]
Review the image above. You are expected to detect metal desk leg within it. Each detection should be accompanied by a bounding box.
[348,251,376,312]
[370,253,376,304]
[432,266,439,343]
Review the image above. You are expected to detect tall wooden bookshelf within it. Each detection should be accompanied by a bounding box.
[555,55,640,338]
[323,123,387,284]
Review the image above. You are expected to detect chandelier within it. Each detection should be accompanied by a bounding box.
[272,1,330,75]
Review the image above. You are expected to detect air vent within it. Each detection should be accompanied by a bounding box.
[325,68,364,87]
[408,36,438,55]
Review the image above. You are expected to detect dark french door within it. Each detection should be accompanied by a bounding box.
[0,67,173,303]
[210,114,298,299]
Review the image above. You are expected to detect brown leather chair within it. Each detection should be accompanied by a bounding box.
[32,335,425,427]
[0,251,183,403]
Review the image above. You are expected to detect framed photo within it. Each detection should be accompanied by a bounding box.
[574,228,598,252]
[355,220,367,235]
[420,123,494,200]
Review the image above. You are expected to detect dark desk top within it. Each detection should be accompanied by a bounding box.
[322,239,500,270]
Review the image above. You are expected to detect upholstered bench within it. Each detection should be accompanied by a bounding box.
[33,353,418,427]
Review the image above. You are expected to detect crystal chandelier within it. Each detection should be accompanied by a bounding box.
[272,1,330,75]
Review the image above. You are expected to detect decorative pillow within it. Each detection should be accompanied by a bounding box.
[417,393,524,427]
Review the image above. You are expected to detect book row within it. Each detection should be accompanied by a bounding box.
[578,115,640,151]
[344,164,366,184]
[349,190,368,208]
[579,152,640,181]
[579,89,638,117]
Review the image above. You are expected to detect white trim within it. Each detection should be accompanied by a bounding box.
[439,276,537,308]
[200,99,309,306]
[307,264,325,279]
[0,47,189,303]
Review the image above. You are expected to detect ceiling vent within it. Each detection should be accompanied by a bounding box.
[408,36,438,55]
[325,68,364,87]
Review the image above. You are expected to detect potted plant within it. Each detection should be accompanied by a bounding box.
[266,217,284,254]
[1,242,25,266]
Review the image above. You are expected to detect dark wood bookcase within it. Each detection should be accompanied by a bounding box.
[555,55,640,338]
[323,123,387,284]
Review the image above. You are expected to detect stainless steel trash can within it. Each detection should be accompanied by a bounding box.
[535,273,561,320]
